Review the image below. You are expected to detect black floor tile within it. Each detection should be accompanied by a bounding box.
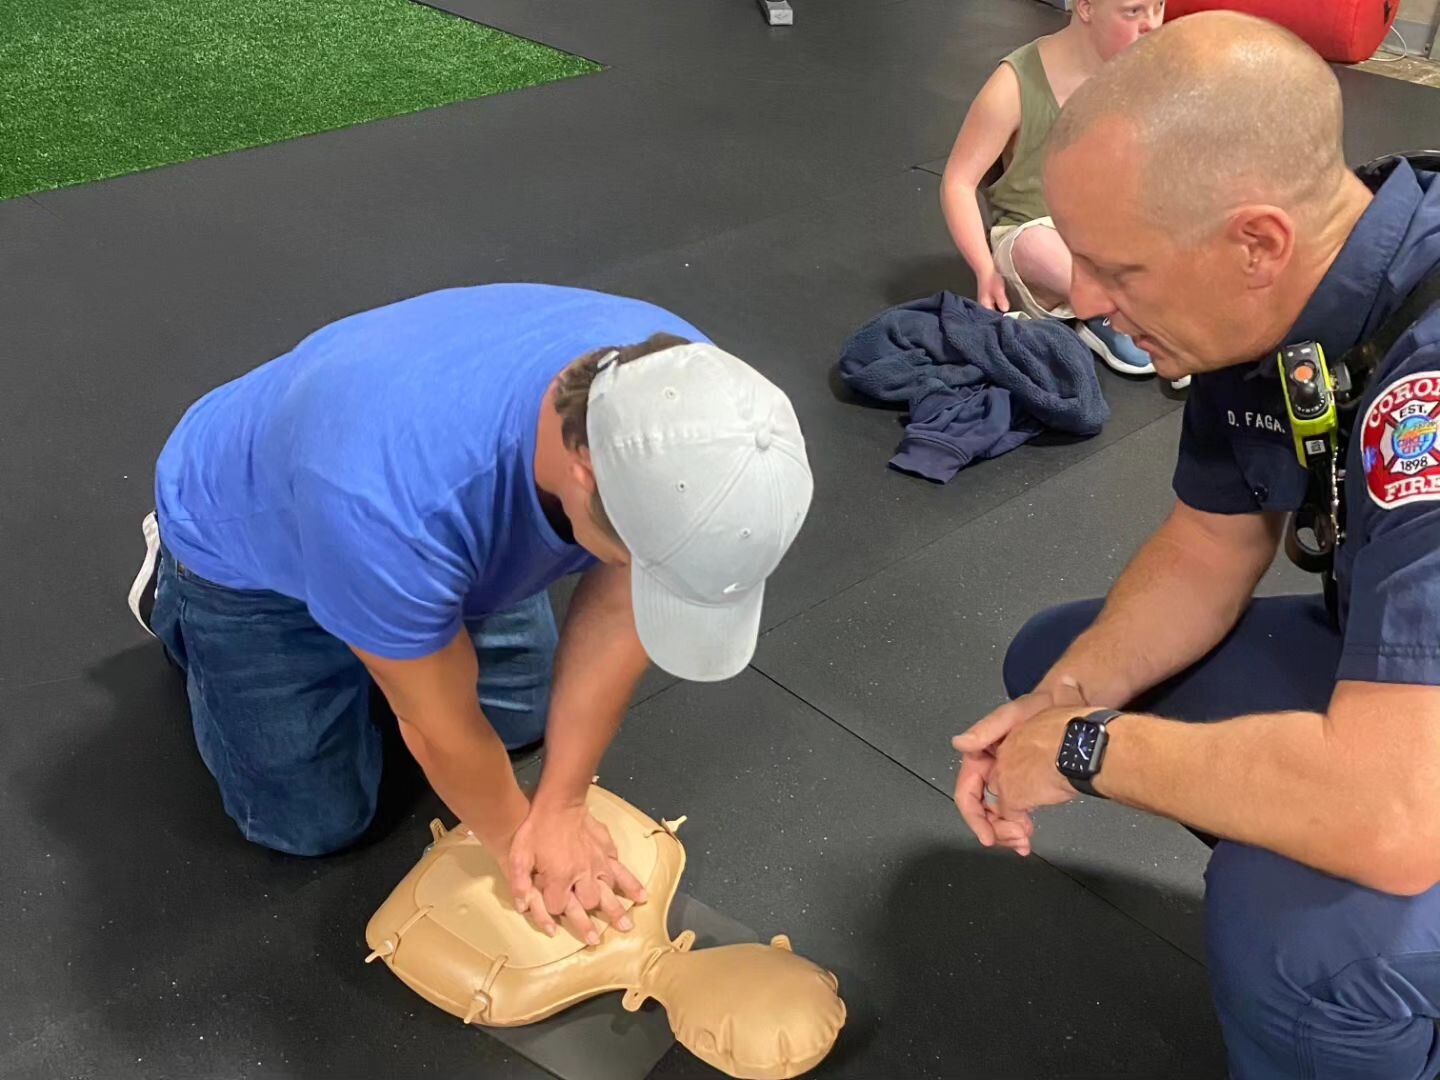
[24,57,953,292]
[0,194,59,232]
[1,654,555,1080]
[1336,66,1440,166]
[427,0,1061,101]
[1,655,412,1033]
[5,919,553,1080]
[3,510,159,689]
[594,671,1226,1078]
[753,410,1190,803]
[0,200,162,526]
[10,57,954,532]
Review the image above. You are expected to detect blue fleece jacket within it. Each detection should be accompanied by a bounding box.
[839,292,1108,482]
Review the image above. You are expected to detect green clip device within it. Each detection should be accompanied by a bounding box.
[1278,341,1338,466]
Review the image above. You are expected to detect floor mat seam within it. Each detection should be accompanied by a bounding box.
[745,663,1211,968]
[757,405,1185,644]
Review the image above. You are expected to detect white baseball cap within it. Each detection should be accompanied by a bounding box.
[587,342,813,682]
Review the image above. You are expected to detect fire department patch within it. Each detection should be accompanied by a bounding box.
[1362,371,1440,508]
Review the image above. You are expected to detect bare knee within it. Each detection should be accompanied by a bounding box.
[1009,226,1073,303]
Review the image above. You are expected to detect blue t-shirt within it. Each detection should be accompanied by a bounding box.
[1172,161,1440,685]
[155,284,709,659]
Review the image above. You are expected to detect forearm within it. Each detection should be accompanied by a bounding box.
[398,707,529,850]
[358,631,530,852]
[1097,678,1440,894]
[531,699,625,813]
[1099,709,1411,890]
[532,566,650,812]
[940,181,997,278]
[1042,510,1278,706]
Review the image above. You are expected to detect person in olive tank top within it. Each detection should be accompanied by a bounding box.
[939,1,1179,384]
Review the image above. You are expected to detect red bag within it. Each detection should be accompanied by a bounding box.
[1162,0,1398,64]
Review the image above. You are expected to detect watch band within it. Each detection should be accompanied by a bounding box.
[1084,708,1123,728]
[1068,773,1104,799]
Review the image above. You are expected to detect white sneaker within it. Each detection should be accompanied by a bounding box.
[127,511,161,637]
[1171,376,1191,390]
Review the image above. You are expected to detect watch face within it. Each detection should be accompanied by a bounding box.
[1058,720,1103,777]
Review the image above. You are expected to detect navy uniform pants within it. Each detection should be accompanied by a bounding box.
[1006,595,1440,1080]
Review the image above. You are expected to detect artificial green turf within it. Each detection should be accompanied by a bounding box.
[0,0,598,202]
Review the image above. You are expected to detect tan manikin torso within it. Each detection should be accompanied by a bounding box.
[365,786,846,1080]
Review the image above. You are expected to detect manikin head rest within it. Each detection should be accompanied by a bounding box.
[623,931,846,1080]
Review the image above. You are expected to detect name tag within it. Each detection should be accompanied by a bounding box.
[1227,409,1287,434]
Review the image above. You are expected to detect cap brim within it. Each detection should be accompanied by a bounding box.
[631,565,763,683]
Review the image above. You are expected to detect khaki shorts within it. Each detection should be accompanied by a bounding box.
[989,216,1075,321]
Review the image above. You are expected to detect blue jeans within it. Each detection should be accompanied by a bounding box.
[150,548,557,857]
[1006,595,1440,1080]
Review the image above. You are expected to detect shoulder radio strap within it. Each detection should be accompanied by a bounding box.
[1282,150,1440,623]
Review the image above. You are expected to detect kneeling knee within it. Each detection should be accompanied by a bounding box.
[1204,843,1326,1025]
[237,808,372,858]
[1002,600,1100,698]
[1204,843,1440,1077]
[1206,845,1279,999]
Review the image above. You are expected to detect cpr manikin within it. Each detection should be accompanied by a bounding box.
[364,786,846,1079]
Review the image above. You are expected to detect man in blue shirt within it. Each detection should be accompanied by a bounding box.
[952,14,1440,1078]
[128,284,813,945]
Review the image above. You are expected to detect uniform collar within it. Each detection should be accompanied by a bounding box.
[1239,161,1421,383]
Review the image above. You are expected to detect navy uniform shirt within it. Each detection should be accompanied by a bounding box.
[1173,160,1440,684]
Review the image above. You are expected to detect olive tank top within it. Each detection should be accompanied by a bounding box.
[984,40,1061,230]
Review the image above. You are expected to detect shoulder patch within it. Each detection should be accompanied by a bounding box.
[1361,371,1440,508]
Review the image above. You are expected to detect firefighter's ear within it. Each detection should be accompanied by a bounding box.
[1226,205,1295,292]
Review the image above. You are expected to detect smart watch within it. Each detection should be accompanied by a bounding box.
[1056,709,1123,798]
